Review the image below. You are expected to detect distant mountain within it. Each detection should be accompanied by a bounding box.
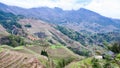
[0,2,120,33]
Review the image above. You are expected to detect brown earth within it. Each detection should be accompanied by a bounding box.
[0,25,9,38]
[0,50,46,68]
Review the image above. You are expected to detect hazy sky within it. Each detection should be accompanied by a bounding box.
[0,0,120,19]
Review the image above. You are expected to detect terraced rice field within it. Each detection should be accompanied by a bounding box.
[0,50,45,68]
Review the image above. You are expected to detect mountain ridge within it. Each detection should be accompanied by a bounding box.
[0,2,120,33]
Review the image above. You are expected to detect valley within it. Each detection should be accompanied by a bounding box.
[0,2,120,68]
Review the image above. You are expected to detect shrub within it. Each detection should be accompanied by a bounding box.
[91,58,102,68]
[56,58,74,68]
[0,35,26,47]
[103,62,113,68]
[24,24,32,28]
[109,42,120,54]
[41,50,48,57]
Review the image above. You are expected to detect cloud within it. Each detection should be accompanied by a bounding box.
[0,0,91,10]
[85,0,120,19]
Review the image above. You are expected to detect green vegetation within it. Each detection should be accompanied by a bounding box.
[103,62,113,68]
[47,45,79,68]
[56,25,120,57]
[109,42,120,54]
[0,11,23,33]
[41,50,48,57]
[68,46,91,56]
[7,35,26,47]
[13,46,24,50]
[24,24,32,28]
[56,26,85,45]
[55,58,74,68]
[0,47,3,52]
[56,26,92,56]
[91,58,102,68]
[65,58,92,68]
[50,45,63,49]
[0,35,26,47]
[66,57,120,68]
[56,26,120,46]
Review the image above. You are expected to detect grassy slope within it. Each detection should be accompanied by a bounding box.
[0,45,48,67]
[0,45,83,68]
[1,45,118,68]
[65,58,92,68]
[65,57,119,68]
[25,45,83,67]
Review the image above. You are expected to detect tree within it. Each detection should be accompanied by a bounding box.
[39,40,49,51]
[1,35,26,47]
[41,50,48,57]
[24,24,32,28]
[39,40,49,58]
[103,62,113,68]
[114,54,120,68]
[109,42,120,54]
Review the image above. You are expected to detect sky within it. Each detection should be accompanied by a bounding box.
[0,0,120,19]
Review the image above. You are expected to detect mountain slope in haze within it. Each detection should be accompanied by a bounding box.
[0,2,120,33]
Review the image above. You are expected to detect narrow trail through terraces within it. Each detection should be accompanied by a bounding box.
[0,50,45,68]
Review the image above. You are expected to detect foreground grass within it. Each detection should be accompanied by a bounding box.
[13,46,24,50]
[0,47,3,52]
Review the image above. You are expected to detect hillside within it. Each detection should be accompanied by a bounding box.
[65,57,120,68]
[0,3,120,33]
[0,9,90,56]
[56,26,120,46]
[0,10,24,36]
[0,44,82,68]
[0,10,91,68]
[0,24,9,37]
[0,7,113,56]
[18,19,91,56]
[0,9,84,68]
[0,46,46,68]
